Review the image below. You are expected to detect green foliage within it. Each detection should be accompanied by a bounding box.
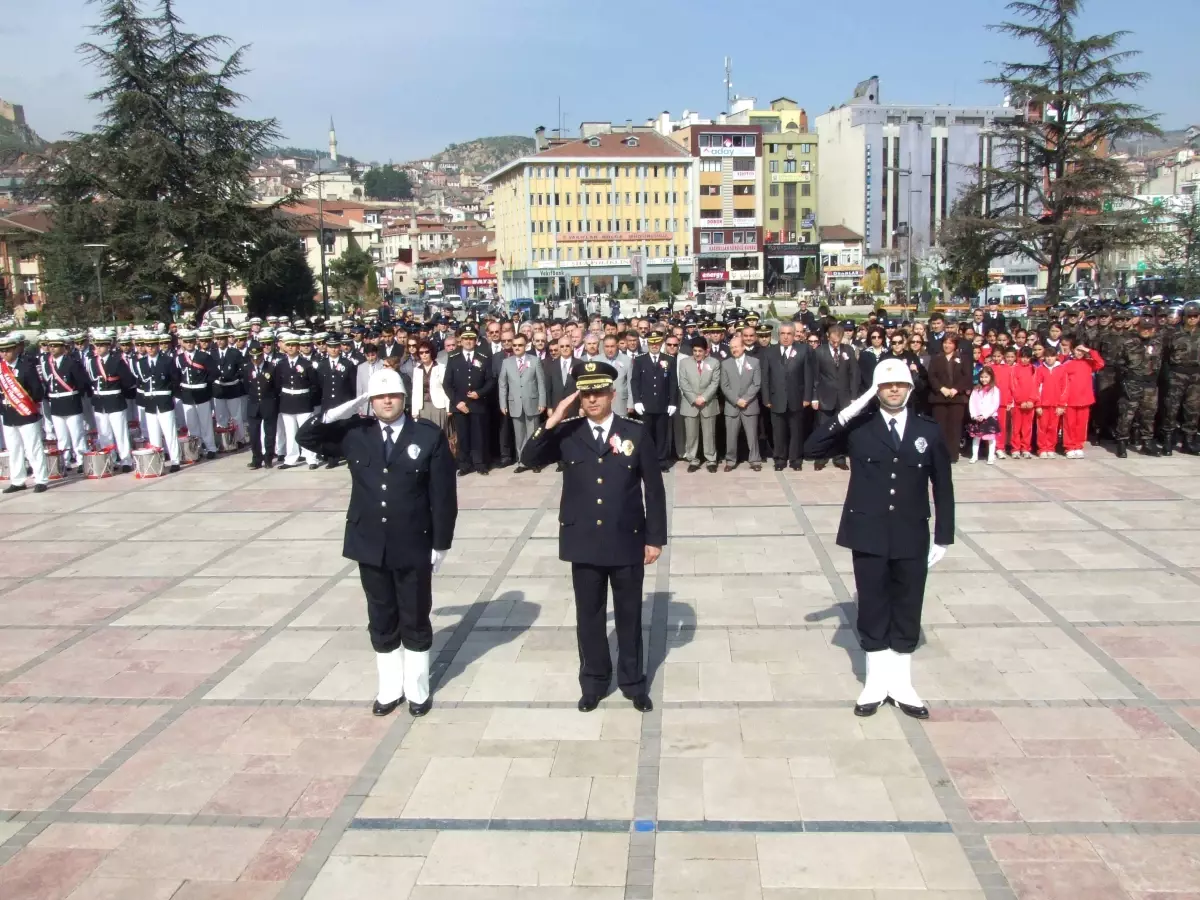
[965,0,1161,303]
[860,268,886,294]
[32,0,292,323]
[938,186,995,298]
[1154,200,1200,297]
[803,258,818,290]
[245,230,315,318]
[766,300,779,319]
[328,236,373,300]
[669,261,683,297]
[363,165,413,201]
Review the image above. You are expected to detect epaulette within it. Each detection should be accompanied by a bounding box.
[915,411,937,423]
[411,417,441,431]
[614,414,644,430]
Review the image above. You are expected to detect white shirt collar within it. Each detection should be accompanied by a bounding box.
[587,412,616,443]
[379,415,406,438]
[882,407,908,439]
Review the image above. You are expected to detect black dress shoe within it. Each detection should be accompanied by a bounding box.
[578,693,601,713]
[205,451,217,461]
[33,483,47,493]
[247,461,262,470]
[276,462,295,470]
[372,696,404,717]
[790,461,803,471]
[409,698,433,717]
[624,692,653,713]
[885,697,930,719]
[833,458,849,471]
[750,463,762,471]
[706,464,718,474]
[475,467,489,476]
[265,459,275,469]
[774,461,786,471]
[324,460,339,469]
[169,464,180,473]
[513,465,527,473]
[814,460,827,471]
[2,484,27,494]
[853,701,883,717]
[686,463,700,473]
[120,464,133,474]
[308,463,320,470]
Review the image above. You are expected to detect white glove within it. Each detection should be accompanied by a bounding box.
[322,395,365,423]
[837,388,876,426]
[927,544,947,568]
[667,405,678,417]
[634,402,645,416]
[431,549,447,574]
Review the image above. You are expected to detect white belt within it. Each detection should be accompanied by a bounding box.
[94,389,123,396]
[143,389,172,397]
[48,390,79,398]
[281,387,310,395]
[181,382,208,389]
[217,380,240,386]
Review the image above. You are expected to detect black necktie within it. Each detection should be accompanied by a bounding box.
[383,425,395,460]
[889,418,901,450]
[594,425,604,448]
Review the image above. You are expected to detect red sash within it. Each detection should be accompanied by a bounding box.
[0,359,38,417]
[45,357,74,393]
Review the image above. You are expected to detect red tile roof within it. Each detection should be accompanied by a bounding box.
[818,225,863,242]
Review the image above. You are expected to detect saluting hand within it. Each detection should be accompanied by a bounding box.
[545,391,580,429]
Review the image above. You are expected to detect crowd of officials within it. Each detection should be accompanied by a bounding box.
[2,296,1199,493]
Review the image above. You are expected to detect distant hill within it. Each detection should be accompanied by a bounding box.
[0,114,45,153]
[429,135,536,174]
[1113,128,1191,155]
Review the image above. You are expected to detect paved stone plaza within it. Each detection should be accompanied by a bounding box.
[3,452,1200,899]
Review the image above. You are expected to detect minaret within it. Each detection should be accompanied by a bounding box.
[329,117,338,164]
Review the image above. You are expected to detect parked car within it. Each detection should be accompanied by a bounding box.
[201,304,247,327]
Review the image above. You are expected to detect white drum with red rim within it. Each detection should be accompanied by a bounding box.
[132,448,164,479]
[83,451,114,479]
[46,449,65,480]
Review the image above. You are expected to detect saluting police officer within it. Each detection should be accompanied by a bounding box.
[805,358,955,720]
[520,360,667,713]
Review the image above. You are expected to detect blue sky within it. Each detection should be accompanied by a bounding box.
[1,0,1195,162]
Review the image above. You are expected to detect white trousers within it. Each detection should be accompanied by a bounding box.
[280,412,316,465]
[274,414,287,456]
[93,409,133,465]
[375,648,430,704]
[3,421,48,486]
[143,409,182,464]
[213,397,247,443]
[182,401,217,453]
[50,414,88,465]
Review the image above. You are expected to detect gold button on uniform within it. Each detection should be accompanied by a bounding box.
[597,498,603,504]
[597,478,603,484]
[596,519,603,525]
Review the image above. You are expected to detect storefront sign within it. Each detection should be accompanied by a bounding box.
[557,231,673,243]
[731,170,756,180]
[700,243,758,253]
[729,270,763,281]
[700,146,755,158]
[460,277,497,286]
[699,217,724,227]
[765,242,819,255]
[732,217,756,228]
[699,271,729,281]
[770,172,812,183]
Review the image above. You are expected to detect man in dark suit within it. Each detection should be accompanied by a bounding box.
[630,331,678,471]
[760,321,813,471]
[442,325,496,475]
[242,344,279,469]
[810,323,858,470]
[544,336,578,410]
[298,368,457,718]
[805,358,954,720]
[520,361,667,714]
[314,337,358,468]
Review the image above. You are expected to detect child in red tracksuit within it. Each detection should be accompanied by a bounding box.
[992,348,1017,458]
[1035,351,1069,457]
[1061,341,1105,458]
[1009,348,1039,458]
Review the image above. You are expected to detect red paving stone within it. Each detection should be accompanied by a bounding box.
[73,706,388,817]
[1086,626,1200,699]
[0,579,172,626]
[926,707,1200,822]
[1,628,261,699]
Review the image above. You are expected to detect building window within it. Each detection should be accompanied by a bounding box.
[956,116,984,125]
[733,184,754,195]
[732,157,754,171]
[626,220,632,230]
[701,208,721,219]
[700,232,710,247]
[769,208,779,221]
[567,248,574,260]
[769,160,779,173]
[907,115,925,124]
[553,193,559,205]
[886,115,902,125]
[655,219,661,230]
[935,116,946,127]
[801,183,811,197]
[565,193,571,204]
[654,192,660,203]
[732,231,743,243]
[769,183,779,197]
[800,143,813,153]
[784,159,796,173]
[769,143,778,154]
[701,184,720,196]
[700,159,721,173]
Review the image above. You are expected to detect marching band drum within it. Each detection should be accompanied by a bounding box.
[132,447,164,479]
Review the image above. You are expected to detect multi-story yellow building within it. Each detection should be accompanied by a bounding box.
[728,97,820,293]
[483,127,693,300]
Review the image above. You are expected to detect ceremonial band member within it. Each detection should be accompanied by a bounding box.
[804,358,954,720]
[85,332,137,473]
[520,360,667,713]
[0,332,48,493]
[298,368,457,717]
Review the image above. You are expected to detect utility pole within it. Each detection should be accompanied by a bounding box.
[83,243,109,322]
[724,57,733,113]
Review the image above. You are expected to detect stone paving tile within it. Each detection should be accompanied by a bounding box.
[49,540,241,578]
[1018,569,1200,622]
[990,833,1200,899]
[0,628,79,675]
[668,574,839,627]
[1086,626,1200,699]
[206,629,448,702]
[2,628,261,699]
[0,822,313,899]
[195,539,347,578]
[672,536,822,575]
[5,542,110,578]
[927,707,1200,822]
[74,706,388,816]
[189,488,334,512]
[0,703,165,810]
[1121,529,1200,568]
[13,512,170,542]
[668,506,805,536]
[1071,498,1200,530]
[1037,475,1182,502]
[113,577,326,628]
[126,512,290,542]
[0,578,172,627]
[0,512,53,537]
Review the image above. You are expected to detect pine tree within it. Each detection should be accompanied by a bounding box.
[245,229,315,319]
[328,237,374,301]
[803,259,818,290]
[34,0,290,322]
[669,261,683,297]
[959,0,1160,304]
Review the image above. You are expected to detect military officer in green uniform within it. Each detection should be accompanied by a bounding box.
[520,361,667,713]
[1162,300,1200,455]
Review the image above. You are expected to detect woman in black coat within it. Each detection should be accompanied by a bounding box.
[926,334,972,463]
[857,325,888,393]
[883,332,929,413]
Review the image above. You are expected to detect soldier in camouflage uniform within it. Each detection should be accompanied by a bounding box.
[1092,308,1124,443]
[1114,308,1166,458]
[1162,301,1200,456]
[1076,308,1101,349]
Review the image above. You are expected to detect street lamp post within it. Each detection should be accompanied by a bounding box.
[83,243,110,322]
[317,164,330,319]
